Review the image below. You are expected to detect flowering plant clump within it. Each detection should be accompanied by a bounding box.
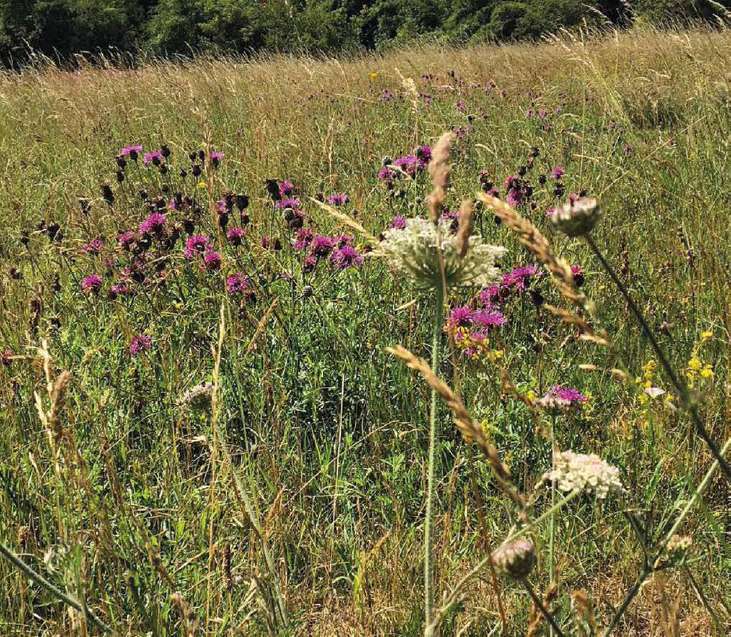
[536,385,587,411]
[375,217,505,289]
[543,451,624,499]
[377,145,432,185]
[445,305,506,359]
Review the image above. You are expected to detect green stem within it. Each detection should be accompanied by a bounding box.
[0,543,111,634]
[424,283,444,631]
[585,235,730,481]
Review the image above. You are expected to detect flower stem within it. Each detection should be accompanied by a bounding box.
[424,282,444,631]
[585,235,730,481]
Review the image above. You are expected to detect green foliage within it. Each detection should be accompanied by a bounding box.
[0,0,728,63]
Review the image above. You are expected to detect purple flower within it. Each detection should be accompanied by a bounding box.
[471,309,506,329]
[331,245,363,269]
[380,89,394,102]
[303,255,317,272]
[110,281,131,298]
[479,285,501,306]
[216,198,231,214]
[293,228,314,251]
[276,197,301,210]
[378,166,395,183]
[326,193,349,206]
[139,212,166,236]
[455,99,467,113]
[203,250,222,271]
[226,227,246,246]
[537,385,587,410]
[279,180,295,197]
[117,231,136,250]
[143,150,164,166]
[129,334,152,357]
[310,234,336,258]
[81,274,103,294]
[1,349,13,367]
[502,264,540,290]
[390,215,406,230]
[81,238,104,255]
[447,306,474,330]
[226,272,255,300]
[416,145,432,164]
[119,144,142,159]
[210,150,224,166]
[184,235,212,259]
[550,166,565,180]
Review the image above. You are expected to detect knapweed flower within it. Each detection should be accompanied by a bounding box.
[331,245,363,269]
[326,193,349,206]
[81,274,103,294]
[278,180,295,197]
[203,250,222,271]
[550,197,600,237]
[375,217,505,289]
[390,215,407,230]
[117,231,136,250]
[226,227,246,246]
[110,281,132,298]
[226,272,255,300]
[143,150,164,166]
[536,385,587,411]
[1,349,14,367]
[276,197,301,210]
[210,150,224,166]
[184,235,212,259]
[309,234,336,258]
[293,228,314,250]
[543,451,624,499]
[119,144,142,159]
[571,264,585,286]
[492,539,536,579]
[501,264,541,291]
[129,334,152,356]
[550,165,565,180]
[139,212,166,236]
[81,238,104,255]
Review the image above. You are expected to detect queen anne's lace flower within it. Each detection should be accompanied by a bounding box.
[544,450,623,499]
[550,197,600,237]
[375,217,505,289]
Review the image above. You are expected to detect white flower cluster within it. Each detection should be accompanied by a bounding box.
[178,381,214,408]
[375,217,506,289]
[544,450,624,499]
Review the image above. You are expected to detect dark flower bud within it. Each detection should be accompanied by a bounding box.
[218,213,229,231]
[116,156,127,170]
[240,213,250,226]
[492,539,536,579]
[160,145,171,158]
[183,219,195,234]
[9,267,23,279]
[287,215,304,230]
[131,270,145,284]
[116,170,125,183]
[139,189,148,201]
[518,165,527,177]
[159,164,168,175]
[235,194,249,211]
[79,198,91,215]
[180,168,188,178]
[189,151,197,162]
[530,290,544,306]
[302,285,314,298]
[538,174,547,185]
[265,179,281,201]
[101,184,114,205]
[191,164,202,177]
[20,232,29,247]
[530,146,540,157]
[152,156,161,167]
[46,223,62,242]
[273,238,282,251]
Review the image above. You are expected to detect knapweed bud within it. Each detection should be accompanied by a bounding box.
[492,538,536,579]
[550,197,600,237]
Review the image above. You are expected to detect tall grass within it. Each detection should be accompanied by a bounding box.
[0,25,729,635]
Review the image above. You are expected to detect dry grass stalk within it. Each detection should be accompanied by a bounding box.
[477,192,608,345]
[171,591,199,637]
[387,344,526,511]
[455,199,475,258]
[427,132,455,222]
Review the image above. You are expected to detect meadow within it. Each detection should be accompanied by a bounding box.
[0,26,730,636]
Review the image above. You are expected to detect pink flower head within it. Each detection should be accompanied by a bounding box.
[81,274,103,294]
[310,234,336,258]
[390,215,406,230]
[326,193,349,206]
[278,180,295,197]
[119,144,142,158]
[210,150,224,166]
[571,264,585,287]
[331,245,363,269]
[143,149,164,166]
[276,197,301,210]
[129,334,152,356]
[537,385,587,411]
[447,306,474,330]
[139,212,166,236]
[81,238,104,255]
[550,166,565,180]
[203,250,222,271]
[117,231,136,249]
[184,234,212,259]
[471,309,506,329]
[226,227,246,246]
[294,227,314,251]
[226,272,255,300]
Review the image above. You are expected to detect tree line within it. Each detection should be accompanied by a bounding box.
[1,0,728,66]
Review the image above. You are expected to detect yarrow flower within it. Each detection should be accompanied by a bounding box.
[129,334,152,356]
[543,451,624,499]
[536,385,587,411]
[550,197,600,237]
[375,217,505,289]
[81,274,103,294]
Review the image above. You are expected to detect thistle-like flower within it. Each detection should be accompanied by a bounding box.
[375,217,505,289]
[543,450,623,499]
[550,197,600,237]
[492,538,536,579]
